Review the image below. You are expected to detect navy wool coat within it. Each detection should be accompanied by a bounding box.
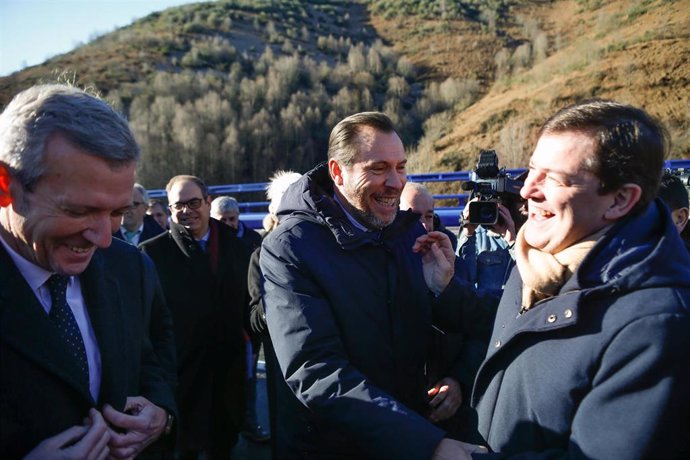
[445,200,690,459]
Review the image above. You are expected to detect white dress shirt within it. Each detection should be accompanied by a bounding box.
[120,222,144,246]
[0,234,102,401]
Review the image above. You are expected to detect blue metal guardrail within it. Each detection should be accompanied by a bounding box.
[149,159,690,229]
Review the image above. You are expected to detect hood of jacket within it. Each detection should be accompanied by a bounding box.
[275,162,421,250]
[566,198,690,298]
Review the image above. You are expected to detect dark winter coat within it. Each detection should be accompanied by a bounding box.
[140,218,249,453]
[260,163,448,459]
[459,200,690,459]
[0,239,177,458]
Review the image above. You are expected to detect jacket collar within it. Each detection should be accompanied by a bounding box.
[0,244,127,407]
[486,200,690,358]
[80,249,128,408]
[277,162,421,250]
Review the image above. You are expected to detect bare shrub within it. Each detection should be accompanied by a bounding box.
[511,42,532,71]
[495,48,511,79]
[497,118,532,168]
[533,32,548,63]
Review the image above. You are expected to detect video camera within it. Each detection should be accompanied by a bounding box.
[462,149,524,225]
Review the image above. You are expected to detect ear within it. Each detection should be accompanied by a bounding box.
[603,183,642,220]
[328,159,345,187]
[671,207,689,234]
[0,163,13,208]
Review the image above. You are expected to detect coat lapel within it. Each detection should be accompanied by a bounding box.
[79,250,128,410]
[0,245,92,402]
[170,221,212,277]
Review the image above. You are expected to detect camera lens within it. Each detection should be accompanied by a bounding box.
[468,201,499,225]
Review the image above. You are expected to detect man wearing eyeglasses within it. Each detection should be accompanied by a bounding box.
[140,175,250,460]
[113,183,164,246]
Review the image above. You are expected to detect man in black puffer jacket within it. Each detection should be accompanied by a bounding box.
[260,112,493,460]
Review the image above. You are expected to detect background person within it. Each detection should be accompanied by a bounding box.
[141,175,250,460]
[246,169,303,456]
[400,181,464,428]
[148,199,170,230]
[210,195,262,252]
[114,183,165,246]
[657,171,689,249]
[211,194,269,444]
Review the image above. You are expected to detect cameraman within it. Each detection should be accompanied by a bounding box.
[456,194,525,298]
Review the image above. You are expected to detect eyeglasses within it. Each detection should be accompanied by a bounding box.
[169,197,205,211]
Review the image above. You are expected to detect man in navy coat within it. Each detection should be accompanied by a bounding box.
[0,84,176,459]
[432,100,690,458]
[260,112,490,459]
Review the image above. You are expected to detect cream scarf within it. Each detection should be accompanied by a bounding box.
[515,225,611,312]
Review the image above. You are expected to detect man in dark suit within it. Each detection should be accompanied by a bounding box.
[114,183,165,246]
[0,84,176,459]
[141,175,250,460]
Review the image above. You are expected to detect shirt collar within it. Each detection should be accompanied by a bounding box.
[0,232,56,291]
[197,228,211,243]
[333,192,371,233]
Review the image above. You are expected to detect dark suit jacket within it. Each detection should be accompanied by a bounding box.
[113,214,165,246]
[235,222,262,252]
[140,218,249,452]
[0,239,177,459]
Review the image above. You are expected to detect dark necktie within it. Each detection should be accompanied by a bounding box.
[47,274,89,387]
[198,239,207,252]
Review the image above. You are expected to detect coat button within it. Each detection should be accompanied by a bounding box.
[494,340,501,348]
[547,314,557,323]
[564,309,573,318]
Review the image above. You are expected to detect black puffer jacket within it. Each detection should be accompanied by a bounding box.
[260,163,446,459]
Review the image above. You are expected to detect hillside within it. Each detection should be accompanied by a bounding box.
[1,0,688,190]
[370,0,690,175]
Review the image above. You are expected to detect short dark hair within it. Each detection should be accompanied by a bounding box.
[165,175,208,197]
[540,99,668,215]
[658,172,689,211]
[148,199,170,215]
[327,112,398,166]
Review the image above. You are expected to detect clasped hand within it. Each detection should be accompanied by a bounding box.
[23,397,166,460]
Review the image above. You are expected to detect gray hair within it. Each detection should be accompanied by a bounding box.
[403,181,431,196]
[133,183,149,203]
[0,84,139,189]
[211,196,240,215]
